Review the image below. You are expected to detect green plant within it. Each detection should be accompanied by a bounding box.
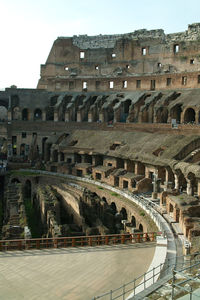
[98,186,104,190]
[140,211,145,217]
[110,192,119,197]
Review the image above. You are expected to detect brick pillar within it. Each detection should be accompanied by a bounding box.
[186,179,193,196]
[195,110,199,124]
[197,180,200,197]
[174,173,179,190]
[180,111,184,124]
[42,111,46,121]
[54,111,58,122]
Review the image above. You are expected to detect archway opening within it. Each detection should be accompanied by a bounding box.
[52,150,58,162]
[120,207,127,220]
[0,106,7,121]
[110,202,117,215]
[60,152,64,162]
[131,216,136,227]
[11,178,20,184]
[22,108,29,121]
[24,180,31,198]
[12,106,20,120]
[170,104,182,123]
[20,143,25,156]
[139,224,143,232]
[34,108,42,120]
[169,203,173,213]
[184,108,195,124]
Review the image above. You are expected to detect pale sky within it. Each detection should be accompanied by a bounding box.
[0,0,200,89]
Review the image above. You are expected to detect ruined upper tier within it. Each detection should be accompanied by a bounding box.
[37,23,200,92]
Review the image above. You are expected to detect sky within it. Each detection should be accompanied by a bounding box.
[1,0,200,90]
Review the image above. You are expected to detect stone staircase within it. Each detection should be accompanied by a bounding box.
[2,183,24,239]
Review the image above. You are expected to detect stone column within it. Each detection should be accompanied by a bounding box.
[164,168,169,191]
[180,111,184,124]
[42,111,46,121]
[174,173,179,190]
[54,111,58,122]
[195,110,199,125]
[7,109,12,121]
[197,179,200,197]
[186,179,193,196]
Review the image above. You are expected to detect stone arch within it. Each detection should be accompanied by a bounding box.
[11,95,20,107]
[110,202,117,214]
[184,107,196,124]
[46,107,54,121]
[169,203,173,213]
[50,95,59,106]
[179,172,187,192]
[52,149,58,162]
[60,152,64,162]
[42,137,48,160]
[11,178,21,184]
[102,196,108,204]
[0,106,7,121]
[139,224,143,232]
[187,172,197,195]
[24,179,32,198]
[131,215,136,227]
[120,99,131,122]
[170,104,182,123]
[22,108,29,121]
[34,108,42,120]
[12,106,20,120]
[20,143,26,156]
[120,207,127,220]
[156,107,168,123]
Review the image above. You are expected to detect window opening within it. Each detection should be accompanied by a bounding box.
[112,53,116,58]
[142,48,146,55]
[150,80,156,90]
[182,76,187,85]
[167,78,172,86]
[174,44,179,53]
[136,80,141,88]
[123,80,127,88]
[83,81,87,90]
[109,81,114,89]
[80,51,85,59]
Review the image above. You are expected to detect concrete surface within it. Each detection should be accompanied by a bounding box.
[0,243,156,300]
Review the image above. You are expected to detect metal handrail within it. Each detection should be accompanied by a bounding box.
[92,252,200,300]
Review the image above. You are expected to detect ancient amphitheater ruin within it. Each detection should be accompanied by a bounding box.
[1,24,200,263]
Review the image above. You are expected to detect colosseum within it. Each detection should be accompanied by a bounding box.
[1,23,200,257]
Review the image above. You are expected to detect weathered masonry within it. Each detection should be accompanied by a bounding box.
[1,24,200,252]
[37,23,200,92]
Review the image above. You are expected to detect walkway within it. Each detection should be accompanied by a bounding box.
[0,243,156,300]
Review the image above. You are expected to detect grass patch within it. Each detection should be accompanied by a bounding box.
[98,186,104,190]
[10,170,36,177]
[110,192,119,197]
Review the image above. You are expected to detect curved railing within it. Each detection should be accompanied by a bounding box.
[0,232,157,251]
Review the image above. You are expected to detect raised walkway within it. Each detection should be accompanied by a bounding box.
[0,243,156,300]
[8,170,181,299]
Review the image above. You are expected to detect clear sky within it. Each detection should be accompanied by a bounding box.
[1,0,200,89]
